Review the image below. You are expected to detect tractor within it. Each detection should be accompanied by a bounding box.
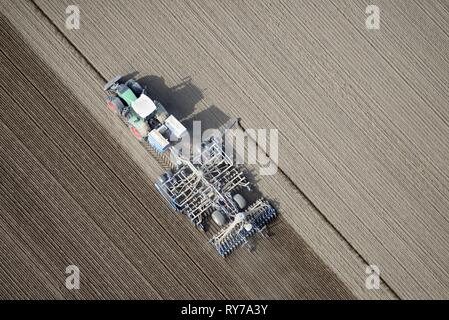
[103,75,186,152]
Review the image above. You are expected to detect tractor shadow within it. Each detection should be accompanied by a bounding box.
[138,75,232,134]
[123,73,231,132]
[136,75,203,121]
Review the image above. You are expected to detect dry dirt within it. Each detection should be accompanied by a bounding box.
[1,0,449,299]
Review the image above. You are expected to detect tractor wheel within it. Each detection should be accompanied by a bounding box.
[129,125,144,141]
[106,96,125,113]
[106,101,117,112]
[125,79,143,96]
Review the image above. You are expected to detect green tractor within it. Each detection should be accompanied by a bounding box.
[103,75,186,154]
[104,75,165,141]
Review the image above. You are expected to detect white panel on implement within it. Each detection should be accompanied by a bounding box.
[165,115,187,139]
[148,129,170,152]
[132,94,157,118]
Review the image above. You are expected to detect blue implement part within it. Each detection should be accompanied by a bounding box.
[148,135,170,153]
[214,201,277,257]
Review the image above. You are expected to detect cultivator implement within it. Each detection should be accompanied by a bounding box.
[157,162,216,228]
[158,137,276,255]
[193,138,250,193]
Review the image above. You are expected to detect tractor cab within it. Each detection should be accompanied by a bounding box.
[131,93,157,119]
